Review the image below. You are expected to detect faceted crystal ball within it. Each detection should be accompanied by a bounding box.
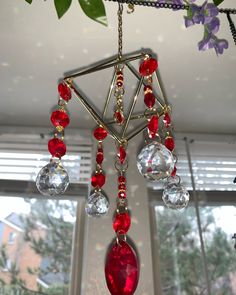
[137,141,175,181]
[162,177,190,210]
[85,191,109,217]
[36,161,69,196]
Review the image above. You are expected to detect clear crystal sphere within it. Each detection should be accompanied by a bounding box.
[85,191,109,217]
[36,161,69,196]
[162,177,190,210]
[137,141,175,181]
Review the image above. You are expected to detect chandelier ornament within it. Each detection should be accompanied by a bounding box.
[36,3,190,294]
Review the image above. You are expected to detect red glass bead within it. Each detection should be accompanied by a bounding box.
[148,115,159,138]
[116,81,123,87]
[50,110,70,128]
[118,184,126,190]
[171,166,177,177]
[114,111,125,125]
[139,58,158,77]
[118,176,126,183]
[163,113,171,128]
[91,173,106,188]
[116,71,123,76]
[96,148,104,164]
[118,146,126,164]
[144,85,152,93]
[58,82,71,102]
[48,138,66,158]
[144,93,155,108]
[93,127,108,141]
[105,240,139,295]
[165,137,175,151]
[113,213,131,234]
[118,191,126,199]
[117,76,124,82]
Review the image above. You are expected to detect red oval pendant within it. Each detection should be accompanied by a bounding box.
[105,240,139,295]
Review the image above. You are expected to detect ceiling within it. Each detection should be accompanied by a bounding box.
[0,0,236,134]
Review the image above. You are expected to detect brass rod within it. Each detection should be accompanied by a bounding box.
[121,77,144,138]
[107,110,158,125]
[64,53,146,80]
[127,109,165,142]
[65,81,123,144]
[102,69,116,119]
[125,62,165,108]
[154,70,169,107]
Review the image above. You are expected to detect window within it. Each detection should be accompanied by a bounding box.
[0,130,91,295]
[8,232,16,244]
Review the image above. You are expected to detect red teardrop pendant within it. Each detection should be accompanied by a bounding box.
[105,240,139,295]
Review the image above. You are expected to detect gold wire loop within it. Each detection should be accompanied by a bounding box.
[115,159,129,172]
[116,233,127,246]
[127,3,135,14]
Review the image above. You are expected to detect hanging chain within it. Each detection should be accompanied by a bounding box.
[107,0,236,14]
[117,3,123,60]
[226,12,236,45]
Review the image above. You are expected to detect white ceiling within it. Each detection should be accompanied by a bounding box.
[0,0,236,134]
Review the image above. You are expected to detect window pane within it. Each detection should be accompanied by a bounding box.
[155,206,206,295]
[200,206,236,294]
[0,196,77,295]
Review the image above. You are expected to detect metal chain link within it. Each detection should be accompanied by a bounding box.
[117,3,123,60]
[106,0,236,14]
[226,12,236,45]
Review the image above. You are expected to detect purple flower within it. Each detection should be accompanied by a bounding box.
[205,17,220,34]
[201,1,219,24]
[198,31,229,55]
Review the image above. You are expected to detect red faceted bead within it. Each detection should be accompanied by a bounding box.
[96,148,104,164]
[118,191,126,199]
[105,240,139,295]
[113,213,131,234]
[171,166,177,177]
[58,82,71,102]
[91,173,105,188]
[116,81,123,87]
[144,93,155,108]
[118,184,126,190]
[51,110,70,128]
[165,137,175,151]
[116,71,123,76]
[48,138,66,158]
[118,176,126,183]
[93,127,108,141]
[163,113,171,128]
[114,111,125,125]
[148,115,159,138]
[118,146,126,164]
[139,58,158,77]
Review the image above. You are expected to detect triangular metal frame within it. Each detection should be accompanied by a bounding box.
[64,51,169,144]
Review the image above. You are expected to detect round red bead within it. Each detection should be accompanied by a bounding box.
[165,137,175,151]
[48,138,66,158]
[105,241,139,295]
[118,176,126,183]
[144,93,155,108]
[51,110,70,128]
[118,191,126,199]
[58,82,71,102]
[113,212,131,234]
[144,85,152,93]
[148,115,159,138]
[91,173,106,188]
[139,58,158,77]
[93,127,108,141]
[116,81,123,88]
[118,184,126,190]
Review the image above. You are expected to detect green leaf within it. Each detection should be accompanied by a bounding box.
[213,0,224,6]
[79,0,107,26]
[25,0,33,3]
[54,0,72,19]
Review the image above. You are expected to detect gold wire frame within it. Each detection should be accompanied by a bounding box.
[64,51,170,144]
